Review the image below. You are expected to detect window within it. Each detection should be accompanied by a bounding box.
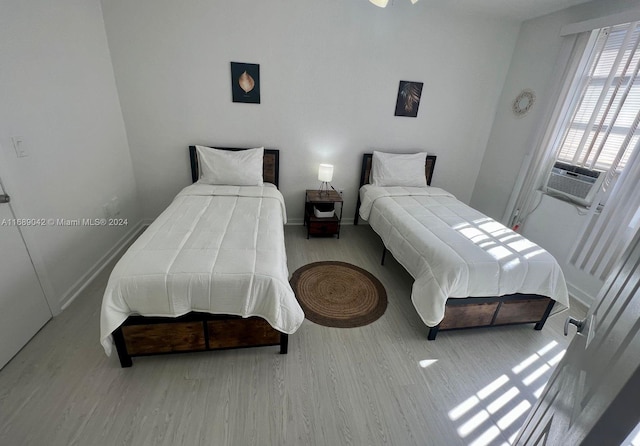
[558,21,640,280]
[510,20,640,280]
[554,21,640,175]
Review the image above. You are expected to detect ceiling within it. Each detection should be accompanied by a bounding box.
[426,0,600,21]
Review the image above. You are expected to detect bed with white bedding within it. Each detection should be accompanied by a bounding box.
[355,152,569,339]
[101,147,304,367]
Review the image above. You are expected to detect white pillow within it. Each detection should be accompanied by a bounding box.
[370,151,427,187]
[196,146,264,186]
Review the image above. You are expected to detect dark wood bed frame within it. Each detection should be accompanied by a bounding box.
[112,146,288,367]
[354,152,555,340]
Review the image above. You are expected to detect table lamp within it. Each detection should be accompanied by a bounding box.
[318,164,334,196]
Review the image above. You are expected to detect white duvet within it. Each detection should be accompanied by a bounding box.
[359,185,570,327]
[100,183,304,356]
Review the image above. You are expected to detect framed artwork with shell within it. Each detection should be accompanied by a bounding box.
[394,80,423,118]
[230,62,260,104]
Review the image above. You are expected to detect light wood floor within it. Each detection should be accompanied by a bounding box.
[0,225,587,446]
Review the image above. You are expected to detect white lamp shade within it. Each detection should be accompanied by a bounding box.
[318,164,334,182]
[369,0,389,7]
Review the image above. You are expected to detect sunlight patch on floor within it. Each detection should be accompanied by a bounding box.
[447,340,566,446]
[478,375,509,400]
[522,364,551,386]
[448,395,480,421]
[469,426,501,446]
[497,400,531,430]
[486,387,519,414]
[418,359,438,368]
[459,410,491,437]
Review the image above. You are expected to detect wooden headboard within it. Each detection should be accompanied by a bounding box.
[188,146,280,188]
[354,152,437,225]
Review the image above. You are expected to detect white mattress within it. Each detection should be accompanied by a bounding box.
[100,183,304,355]
[359,185,570,327]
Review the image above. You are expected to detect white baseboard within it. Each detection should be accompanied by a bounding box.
[59,220,145,312]
[566,282,595,308]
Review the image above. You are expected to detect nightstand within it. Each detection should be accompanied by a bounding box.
[304,189,343,239]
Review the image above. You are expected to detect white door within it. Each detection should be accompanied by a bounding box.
[515,228,640,445]
[0,180,51,369]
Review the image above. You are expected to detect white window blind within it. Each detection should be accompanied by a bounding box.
[567,21,640,280]
[555,21,640,175]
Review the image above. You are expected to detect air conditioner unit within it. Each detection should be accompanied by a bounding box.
[544,161,604,206]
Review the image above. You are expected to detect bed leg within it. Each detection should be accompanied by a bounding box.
[427,326,439,341]
[112,327,133,368]
[381,247,387,265]
[534,300,556,331]
[280,333,289,354]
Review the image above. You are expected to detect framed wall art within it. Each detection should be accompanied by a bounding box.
[394,80,423,118]
[231,62,260,104]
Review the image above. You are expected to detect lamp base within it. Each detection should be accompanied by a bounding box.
[318,182,331,196]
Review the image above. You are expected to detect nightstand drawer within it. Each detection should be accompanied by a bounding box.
[304,189,343,238]
[308,219,339,235]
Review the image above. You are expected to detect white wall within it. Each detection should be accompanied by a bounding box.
[100,0,520,223]
[471,0,640,305]
[0,0,140,313]
[518,193,607,305]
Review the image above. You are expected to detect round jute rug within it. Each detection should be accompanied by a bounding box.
[290,261,387,328]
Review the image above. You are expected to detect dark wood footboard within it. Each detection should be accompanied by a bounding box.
[112,312,288,367]
[427,294,555,340]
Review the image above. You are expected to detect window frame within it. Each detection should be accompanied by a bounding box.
[551,21,640,181]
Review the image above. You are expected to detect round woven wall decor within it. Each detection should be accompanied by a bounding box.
[290,261,387,328]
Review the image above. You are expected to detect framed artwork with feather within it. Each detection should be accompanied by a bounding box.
[394,80,423,117]
[231,62,260,104]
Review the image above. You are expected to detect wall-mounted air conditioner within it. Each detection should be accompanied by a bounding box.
[544,161,604,206]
